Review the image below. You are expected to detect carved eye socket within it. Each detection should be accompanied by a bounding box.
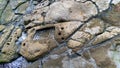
[61,37,64,40]
[7,43,10,45]
[58,32,61,35]
[23,43,26,46]
[61,27,64,30]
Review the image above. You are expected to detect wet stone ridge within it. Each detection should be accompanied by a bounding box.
[0,0,120,68]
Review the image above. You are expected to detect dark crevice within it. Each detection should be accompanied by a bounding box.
[12,1,28,11]
[89,0,100,14]
[14,13,24,15]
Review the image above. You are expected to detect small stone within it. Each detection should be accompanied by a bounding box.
[67,31,92,51]
[68,40,82,49]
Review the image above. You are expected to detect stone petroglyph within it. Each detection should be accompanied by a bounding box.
[19,27,57,61]
[19,0,120,63]
[0,27,22,63]
[0,0,120,68]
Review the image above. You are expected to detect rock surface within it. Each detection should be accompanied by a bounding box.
[54,21,83,43]
[0,27,22,63]
[45,0,97,22]
[0,25,14,48]
[20,28,57,61]
[0,0,120,68]
[0,25,5,31]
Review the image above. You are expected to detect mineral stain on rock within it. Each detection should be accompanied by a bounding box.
[0,0,120,68]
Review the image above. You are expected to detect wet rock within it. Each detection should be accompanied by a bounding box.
[20,28,57,61]
[101,2,120,26]
[0,27,22,63]
[45,0,97,22]
[54,21,83,43]
[0,25,14,48]
[92,26,120,45]
[0,25,5,32]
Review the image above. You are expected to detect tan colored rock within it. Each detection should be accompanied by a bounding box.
[45,0,97,22]
[67,31,92,51]
[54,21,83,43]
[0,27,22,63]
[20,28,57,61]
[92,26,120,45]
[25,21,83,43]
[68,40,82,49]
[71,31,92,42]
[66,1,97,21]
[81,18,105,35]
[0,25,5,32]
[67,18,105,51]
[45,1,69,23]
[0,25,14,48]
[101,2,120,26]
